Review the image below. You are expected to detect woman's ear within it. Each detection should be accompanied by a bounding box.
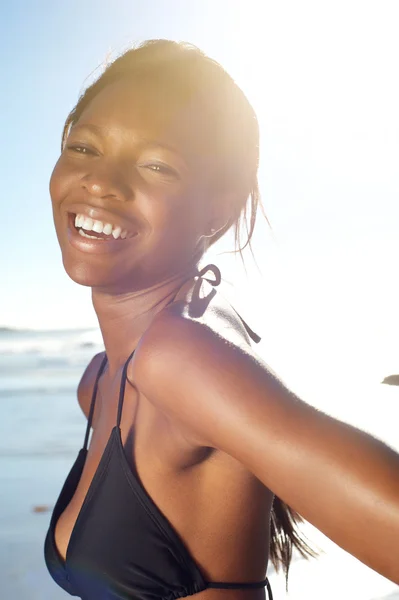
[208,187,246,233]
[202,175,250,249]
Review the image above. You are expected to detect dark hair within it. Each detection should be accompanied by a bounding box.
[62,39,317,581]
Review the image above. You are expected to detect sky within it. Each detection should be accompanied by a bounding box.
[2,0,399,362]
[1,2,399,594]
[2,2,399,379]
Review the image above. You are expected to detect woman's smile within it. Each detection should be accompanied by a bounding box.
[65,204,140,256]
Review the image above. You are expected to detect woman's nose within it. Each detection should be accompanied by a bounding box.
[80,165,132,201]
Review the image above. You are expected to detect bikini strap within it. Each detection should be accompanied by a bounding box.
[83,353,108,451]
[197,264,261,344]
[197,264,222,287]
[116,348,136,428]
[228,304,261,344]
[207,577,273,598]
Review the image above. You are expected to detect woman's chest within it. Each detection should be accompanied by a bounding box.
[53,372,272,586]
[53,378,211,562]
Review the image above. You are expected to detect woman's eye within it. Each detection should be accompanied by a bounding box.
[145,164,179,178]
[66,144,96,156]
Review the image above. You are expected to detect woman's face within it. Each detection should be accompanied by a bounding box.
[50,77,226,291]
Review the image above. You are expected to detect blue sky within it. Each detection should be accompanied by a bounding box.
[2,0,399,382]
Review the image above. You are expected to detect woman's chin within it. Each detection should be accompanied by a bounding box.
[61,257,125,289]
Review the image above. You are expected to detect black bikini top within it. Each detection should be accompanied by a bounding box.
[44,268,273,600]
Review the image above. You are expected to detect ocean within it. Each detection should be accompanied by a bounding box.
[0,327,398,599]
[0,327,103,599]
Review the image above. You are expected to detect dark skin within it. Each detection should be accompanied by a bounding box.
[50,77,399,592]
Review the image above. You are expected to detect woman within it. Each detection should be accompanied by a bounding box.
[44,40,399,599]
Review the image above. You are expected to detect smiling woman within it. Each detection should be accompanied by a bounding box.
[44,39,399,600]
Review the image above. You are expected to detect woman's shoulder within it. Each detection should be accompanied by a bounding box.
[133,278,259,380]
[77,351,106,420]
[130,279,263,445]
[159,275,260,351]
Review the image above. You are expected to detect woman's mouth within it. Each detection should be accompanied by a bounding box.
[67,213,138,255]
[72,213,137,240]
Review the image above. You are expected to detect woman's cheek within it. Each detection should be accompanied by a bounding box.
[138,193,195,251]
[49,159,62,200]
[51,154,87,203]
[49,157,71,203]
[135,188,181,228]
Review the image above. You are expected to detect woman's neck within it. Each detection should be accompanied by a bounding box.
[91,267,197,377]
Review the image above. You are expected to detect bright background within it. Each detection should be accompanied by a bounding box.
[1,1,399,598]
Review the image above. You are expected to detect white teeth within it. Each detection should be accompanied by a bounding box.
[74,213,134,240]
[82,217,94,230]
[75,214,84,228]
[78,229,101,239]
[92,220,104,233]
[112,226,122,240]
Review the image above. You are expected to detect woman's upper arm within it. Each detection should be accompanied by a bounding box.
[77,351,106,420]
[134,311,399,584]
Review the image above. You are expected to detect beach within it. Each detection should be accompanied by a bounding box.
[1,327,398,599]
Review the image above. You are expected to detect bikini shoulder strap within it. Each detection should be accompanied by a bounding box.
[83,353,108,450]
[116,348,136,428]
[197,264,261,344]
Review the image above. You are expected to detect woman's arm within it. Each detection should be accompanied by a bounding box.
[134,311,399,584]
